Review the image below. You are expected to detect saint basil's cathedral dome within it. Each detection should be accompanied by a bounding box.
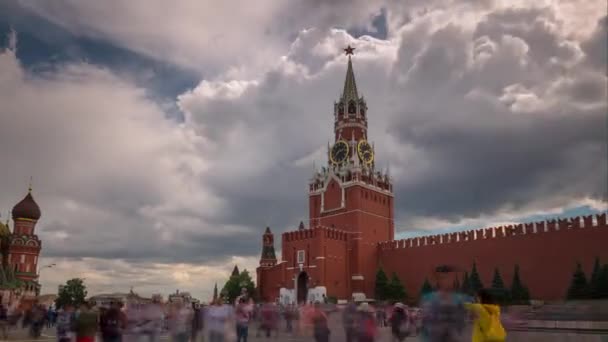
[12,189,41,221]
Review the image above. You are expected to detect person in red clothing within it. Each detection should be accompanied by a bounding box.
[357,302,377,342]
[310,301,330,342]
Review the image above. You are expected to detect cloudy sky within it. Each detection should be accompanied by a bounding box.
[0,0,606,300]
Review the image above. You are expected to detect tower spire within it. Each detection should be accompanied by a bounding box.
[342,45,358,101]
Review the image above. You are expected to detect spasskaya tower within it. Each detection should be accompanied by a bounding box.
[257,46,394,303]
[308,45,394,297]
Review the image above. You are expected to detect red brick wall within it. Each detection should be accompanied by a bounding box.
[318,231,349,299]
[323,179,342,211]
[378,214,608,301]
[257,262,285,302]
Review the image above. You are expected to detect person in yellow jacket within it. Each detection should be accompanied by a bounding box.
[465,289,506,342]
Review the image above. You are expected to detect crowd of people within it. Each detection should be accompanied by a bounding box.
[0,265,507,342]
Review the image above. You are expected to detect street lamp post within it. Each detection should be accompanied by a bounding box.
[37,263,56,296]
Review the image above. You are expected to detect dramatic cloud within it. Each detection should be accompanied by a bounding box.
[0,46,257,298]
[0,1,605,298]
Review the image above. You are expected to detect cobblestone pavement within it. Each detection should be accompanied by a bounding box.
[3,326,608,342]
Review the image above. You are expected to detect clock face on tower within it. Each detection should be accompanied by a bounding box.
[330,140,349,165]
[357,140,374,165]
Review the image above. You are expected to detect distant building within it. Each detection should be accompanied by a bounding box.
[168,290,194,305]
[89,289,151,308]
[37,294,58,308]
[0,186,44,305]
[89,293,130,308]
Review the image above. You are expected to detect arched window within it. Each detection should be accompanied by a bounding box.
[348,101,356,115]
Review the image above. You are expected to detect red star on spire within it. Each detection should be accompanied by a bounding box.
[344,45,355,56]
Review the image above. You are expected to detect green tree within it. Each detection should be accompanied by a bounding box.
[490,268,509,304]
[387,273,407,302]
[420,278,433,298]
[469,262,484,295]
[221,268,256,304]
[566,262,589,300]
[461,272,471,295]
[453,276,461,291]
[589,257,602,299]
[55,278,88,309]
[491,268,505,289]
[374,268,389,301]
[510,265,530,305]
[598,265,608,299]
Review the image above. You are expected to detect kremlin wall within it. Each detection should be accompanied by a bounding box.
[378,214,608,301]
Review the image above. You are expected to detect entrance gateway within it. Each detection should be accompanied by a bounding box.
[296,271,308,304]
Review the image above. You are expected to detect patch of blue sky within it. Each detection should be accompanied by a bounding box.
[0,2,197,122]
[395,205,606,240]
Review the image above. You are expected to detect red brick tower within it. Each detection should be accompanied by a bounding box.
[259,227,277,268]
[308,45,394,298]
[256,46,395,303]
[9,186,42,282]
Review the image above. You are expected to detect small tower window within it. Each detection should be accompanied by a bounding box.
[20,255,25,263]
[338,103,344,116]
[297,250,305,264]
[348,101,356,115]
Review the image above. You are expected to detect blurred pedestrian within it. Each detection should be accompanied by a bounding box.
[357,302,377,342]
[168,300,192,342]
[235,297,253,342]
[56,303,76,342]
[389,303,410,342]
[465,289,506,342]
[311,301,330,342]
[342,301,357,342]
[74,301,98,342]
[100,301,127,342]
[191,303,204,342]
[206,297,233,342]
[420,265,467,342]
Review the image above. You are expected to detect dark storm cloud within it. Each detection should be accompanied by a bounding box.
[383,8,608,224]
[180,2,607,236]
[41,219,261,264]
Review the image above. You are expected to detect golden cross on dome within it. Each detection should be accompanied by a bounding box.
[344,45,355,56]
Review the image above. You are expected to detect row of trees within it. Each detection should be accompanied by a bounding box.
[374,268,407,302]
[430,263,530,304]
[378,263,532,305]
[567,257,608,300]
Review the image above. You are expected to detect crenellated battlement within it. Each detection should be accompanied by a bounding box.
[378,214,607,250]
[283,226,349,242]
